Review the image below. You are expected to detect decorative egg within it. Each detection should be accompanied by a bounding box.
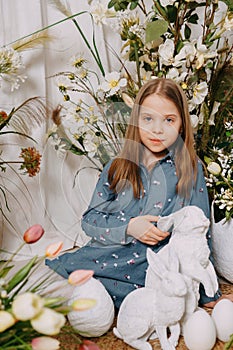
[211,298,233,342]
[183,309,216,350]
[67,277,115,337]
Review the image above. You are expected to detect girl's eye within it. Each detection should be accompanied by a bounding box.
[143,116,152,122]
[166,117,174,123]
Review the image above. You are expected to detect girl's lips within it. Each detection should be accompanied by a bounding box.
[150,138,164,143]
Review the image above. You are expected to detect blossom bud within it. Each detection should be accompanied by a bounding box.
[207,161,221,176]
[31,307,66,335]
[12,292,44,321]
[121,92,134,108]
[31,336,60,350]
[0,311,15,332]
[23,224,44,244]
[68,269,94,286]
[46,241,63,258]
[79,340,101,350]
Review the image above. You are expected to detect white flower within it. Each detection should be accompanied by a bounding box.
[47,0,72,17]
[207,161,222,176]
[190,114,199,128]
[174,42,196,66]
[195,37,217,69]
[12,292,44,321]
[209,101,221,125]
[31,308,66,335]
[83,132,98,157]
[0,47,23,74]
[190,81,208,105]
[100,72,127,96]
[166,67,187,83]
[49,135,67,159]
[90,1,115,25]
[70,54,86,68]
[140,67,152,84]
[223,13,233,30]
[158,39,175,66]
[160,0,176,6]
[0,311,15,332]
[129,23,145,42]
[0,46,26,91]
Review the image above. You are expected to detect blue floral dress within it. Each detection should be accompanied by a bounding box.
[46,152,221,308]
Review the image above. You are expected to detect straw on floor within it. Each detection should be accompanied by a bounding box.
[57,282,233,349]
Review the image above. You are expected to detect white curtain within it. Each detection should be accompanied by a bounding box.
[0,0,121,259]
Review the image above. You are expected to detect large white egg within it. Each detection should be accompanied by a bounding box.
[183,309,216,350]
[212,298,233,342]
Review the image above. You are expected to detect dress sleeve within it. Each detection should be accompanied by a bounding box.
[190,160,222,304]
[81,161,134,246]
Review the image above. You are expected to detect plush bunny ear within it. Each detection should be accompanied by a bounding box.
[168,247,180,273]
[146,248,168,278]
[157,208,185,232]
[157,213,174,232]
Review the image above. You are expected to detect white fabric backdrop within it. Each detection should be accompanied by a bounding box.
[0,0,121,259]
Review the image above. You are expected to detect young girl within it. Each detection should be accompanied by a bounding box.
[46,78,229,316]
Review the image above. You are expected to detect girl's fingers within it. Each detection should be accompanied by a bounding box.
[144,215,160,223]
[152,227,169,239]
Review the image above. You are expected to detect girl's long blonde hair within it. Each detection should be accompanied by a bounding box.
[108,78,198,199]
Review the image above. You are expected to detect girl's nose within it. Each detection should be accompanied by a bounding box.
[152,120,163,134]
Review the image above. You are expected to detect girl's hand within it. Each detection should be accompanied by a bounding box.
[127,215,170,245]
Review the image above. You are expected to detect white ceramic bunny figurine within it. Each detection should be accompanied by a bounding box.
[113,248,188,350]
[146,205,219,325]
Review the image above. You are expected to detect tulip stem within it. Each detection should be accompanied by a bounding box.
[0,242,26,271]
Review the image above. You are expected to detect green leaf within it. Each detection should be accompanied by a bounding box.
[130,1,139,10]
[145,20,168,43]
[0,265,14,278]
[6,256,38,293]
[167,5,178,23]
[204,156,212,165]
[108,0,116,9]
[184,24,191,40]
[188,13,199,24]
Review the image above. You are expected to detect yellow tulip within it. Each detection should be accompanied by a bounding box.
[12,292,44,321]
[0,311,15,332]
[71,298,96,311]
[31,308,66,335]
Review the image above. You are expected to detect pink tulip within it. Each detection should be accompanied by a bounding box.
[79,340,101,350]
[31,336,60,350]
[23,224,44,244]
[45,241,63,258]
[68,270,94,286]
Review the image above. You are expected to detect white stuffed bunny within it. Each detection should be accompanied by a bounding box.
[113,248,188,350]
[146,205,219,325]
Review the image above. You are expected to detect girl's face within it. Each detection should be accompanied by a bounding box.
[139,93,182,157]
